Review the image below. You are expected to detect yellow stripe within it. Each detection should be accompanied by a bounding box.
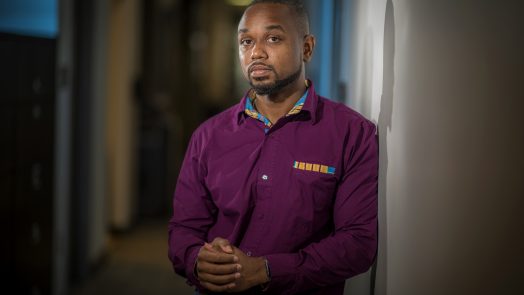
[287,106,303,115]
[245,109,258,118]
[294,161,335,174]
[320,165,328,173]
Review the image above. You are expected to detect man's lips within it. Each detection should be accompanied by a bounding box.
[249,64,273,77]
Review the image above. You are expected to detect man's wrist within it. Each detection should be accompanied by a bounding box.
[259,258,271,291]
[193,259,199,278]
[249,257,270,287]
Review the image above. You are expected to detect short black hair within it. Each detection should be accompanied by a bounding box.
[248,0,310,35]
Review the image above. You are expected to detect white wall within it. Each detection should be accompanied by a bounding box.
[106,0,142,230]
[346,1,524,294]
[345,0,386,121]
[343,2,387,294]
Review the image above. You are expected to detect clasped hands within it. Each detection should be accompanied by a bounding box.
[196,237,269,293]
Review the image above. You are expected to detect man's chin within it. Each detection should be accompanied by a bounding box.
[250,76,273,84]
[250,78,275,89]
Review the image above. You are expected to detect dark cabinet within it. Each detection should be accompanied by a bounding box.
[0,33,56,295]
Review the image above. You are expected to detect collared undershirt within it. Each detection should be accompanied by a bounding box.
[244,89,308,133]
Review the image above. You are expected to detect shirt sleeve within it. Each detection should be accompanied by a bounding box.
[264,120,379,294]
[168,130,216,289]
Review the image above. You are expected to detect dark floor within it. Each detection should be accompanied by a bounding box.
[71,219,194,295]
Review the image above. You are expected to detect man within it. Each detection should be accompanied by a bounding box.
[168,0,378,294]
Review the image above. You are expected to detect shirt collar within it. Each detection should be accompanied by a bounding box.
[236,79,320,126]
[244,87,308,128]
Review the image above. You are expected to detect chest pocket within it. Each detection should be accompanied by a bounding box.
[293,167,338,212]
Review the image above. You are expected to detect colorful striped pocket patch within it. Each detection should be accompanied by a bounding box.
[293,161,335,175]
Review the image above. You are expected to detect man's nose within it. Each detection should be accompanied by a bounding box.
[251,43,267,60]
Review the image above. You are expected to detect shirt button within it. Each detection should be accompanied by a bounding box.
[246,251,252,256]
[262,174,268,180]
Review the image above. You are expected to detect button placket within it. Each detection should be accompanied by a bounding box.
[257,133,273,196]
[250,131,276,254]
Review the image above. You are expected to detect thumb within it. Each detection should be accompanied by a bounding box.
[211,237,233,254]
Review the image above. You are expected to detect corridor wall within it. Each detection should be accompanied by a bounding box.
[345,1,524,294]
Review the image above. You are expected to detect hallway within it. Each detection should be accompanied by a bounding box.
[71,219,194,295]
[2,1,523,294]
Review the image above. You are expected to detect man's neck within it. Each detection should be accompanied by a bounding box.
[254,79,307,125]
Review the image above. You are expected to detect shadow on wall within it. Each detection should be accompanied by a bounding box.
[359,29,373,118]
[372,1,524,294]
[374,0,394,294]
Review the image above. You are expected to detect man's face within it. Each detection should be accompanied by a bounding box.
[237,4,306,95]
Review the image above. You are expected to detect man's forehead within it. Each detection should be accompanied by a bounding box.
[238,24,286,34]
[238,3,295,33]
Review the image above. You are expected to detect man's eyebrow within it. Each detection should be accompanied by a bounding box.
[238,25,286,34]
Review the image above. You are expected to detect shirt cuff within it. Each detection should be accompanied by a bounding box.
[264,253,301,292]
[185,245,203,289]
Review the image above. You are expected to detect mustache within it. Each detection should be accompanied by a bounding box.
[248,62,275,73]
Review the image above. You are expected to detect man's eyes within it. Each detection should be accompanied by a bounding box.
[239,36,282,46]
[267,36,281,43]
[240,39,253,46]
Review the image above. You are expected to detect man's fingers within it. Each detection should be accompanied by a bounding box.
[204,243,217,252]
[199,271,240,285]
[211,237,233,253]
[197,261,241,275]
[220,245,233,253]
[199,248,238,264]
[200,281,236,293]
[196,239,241,293]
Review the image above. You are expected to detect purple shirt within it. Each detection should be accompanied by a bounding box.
[168,81,378,295]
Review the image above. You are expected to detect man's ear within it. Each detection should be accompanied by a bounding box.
[303,34,316,63]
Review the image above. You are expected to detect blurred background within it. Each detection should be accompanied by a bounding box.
[0,0,523,295]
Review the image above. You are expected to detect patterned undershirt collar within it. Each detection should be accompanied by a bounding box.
[244,89,308,129]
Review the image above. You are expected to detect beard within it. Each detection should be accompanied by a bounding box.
[249,64,302,96]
